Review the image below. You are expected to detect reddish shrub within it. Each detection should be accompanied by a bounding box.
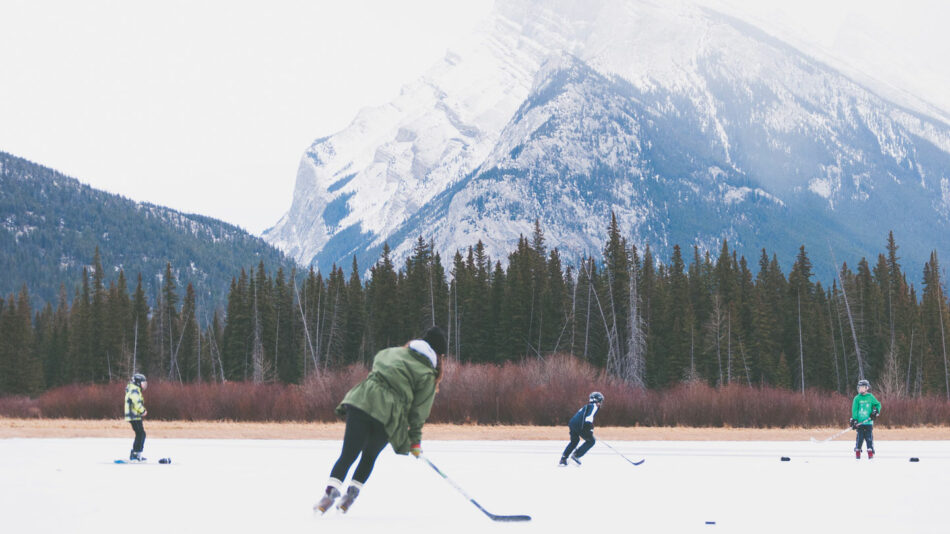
[20,356,950,426]
[0,395,42,418]
[37,384,123,419]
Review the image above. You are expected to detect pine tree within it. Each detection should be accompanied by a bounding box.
[69,269,93,383]
[603,214,630,374]
[178,283,199,382]
[366,244,400,355]
[274,267,301,382]
[921,252,950,397]
[222,271,250,380]
[342,258,366,365]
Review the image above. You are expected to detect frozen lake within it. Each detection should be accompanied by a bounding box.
[1,436,946,533]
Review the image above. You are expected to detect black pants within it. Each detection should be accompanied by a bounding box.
[130,420,146,453]
[562,426,596,458]
[330,406,389,484]
[855,424,874,452]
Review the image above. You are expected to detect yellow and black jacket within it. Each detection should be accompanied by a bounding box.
[124,382,146,421]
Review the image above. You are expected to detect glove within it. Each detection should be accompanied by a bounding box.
[849,418,858,429]
[870,408,879,421]
[582,422,593,432]
[410,443,422,458]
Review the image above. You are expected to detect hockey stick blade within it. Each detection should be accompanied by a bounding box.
[603,441,645,466]
[422,456,532,522]
[486,512,532,522]
[471,499,532,522]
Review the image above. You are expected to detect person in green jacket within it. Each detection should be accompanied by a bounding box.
[850,379,881,459]
[314,326,447,515]
[125,373,148,462]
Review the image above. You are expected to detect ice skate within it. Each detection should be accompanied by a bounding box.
[558,456,568,467]
[337,482,362,513]
[314,479,342,514]
[570,453,582,466]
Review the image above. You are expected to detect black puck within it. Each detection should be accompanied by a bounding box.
[159,457,172,464]
[780,456,790,461]
[909,457,919,462]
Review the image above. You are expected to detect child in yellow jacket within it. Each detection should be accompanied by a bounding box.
[125,373,148,462]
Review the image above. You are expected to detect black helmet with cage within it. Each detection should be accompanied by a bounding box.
[589,391,604,404]
[131,373,147,387]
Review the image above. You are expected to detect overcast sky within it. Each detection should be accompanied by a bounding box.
[2,0,948,236]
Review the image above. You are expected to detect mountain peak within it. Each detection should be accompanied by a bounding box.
[264,0,950,280]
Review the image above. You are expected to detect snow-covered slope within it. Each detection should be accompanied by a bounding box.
[264,0,950,276]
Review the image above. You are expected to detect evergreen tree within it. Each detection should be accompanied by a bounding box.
[177,283,199,382]
[366,244,400,355]
[342,258,366,365]
[921,252,950,397]
[274,267,301,383]
[222,271,250,380]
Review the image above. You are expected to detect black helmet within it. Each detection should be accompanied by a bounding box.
[422,326,447,356]
[857,379,870,390]
[131,373,147,387]
[589,391,604,403]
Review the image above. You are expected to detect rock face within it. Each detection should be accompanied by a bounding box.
[264,0,950,278]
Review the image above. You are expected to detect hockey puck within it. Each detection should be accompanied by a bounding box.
[909,457,919,462]
[159,457,172,464]
[780,456,790,461]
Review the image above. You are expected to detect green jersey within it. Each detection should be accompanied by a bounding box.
[851,392,881,425]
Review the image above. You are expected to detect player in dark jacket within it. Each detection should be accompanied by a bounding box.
[559,391,604,466]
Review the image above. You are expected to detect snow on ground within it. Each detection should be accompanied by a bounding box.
[1,437,946,534]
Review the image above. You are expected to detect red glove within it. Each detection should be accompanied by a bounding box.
[410,443,422,458]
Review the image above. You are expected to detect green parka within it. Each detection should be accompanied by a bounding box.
[852,392,882,425]
[336,344,439,455]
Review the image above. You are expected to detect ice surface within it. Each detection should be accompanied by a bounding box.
[1,437,946,534]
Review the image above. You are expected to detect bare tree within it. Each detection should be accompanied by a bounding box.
[251,284,264,383]
[797,291,805,395]
[831,247,866,379]
[705,295,725,386]
[622,260,646,387]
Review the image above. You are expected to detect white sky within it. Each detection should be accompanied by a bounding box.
[1,0,948,236]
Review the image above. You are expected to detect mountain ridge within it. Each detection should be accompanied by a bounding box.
[264,0,950,280]
[0,151,289,309]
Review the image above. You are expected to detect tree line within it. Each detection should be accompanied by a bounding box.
[2,220,949,400]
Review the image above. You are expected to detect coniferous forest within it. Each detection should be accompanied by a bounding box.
[1,218,949,407]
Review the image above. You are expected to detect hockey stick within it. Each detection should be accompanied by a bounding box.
[420,455,531,522]
[602,440,645,465]
[810,419,870,443]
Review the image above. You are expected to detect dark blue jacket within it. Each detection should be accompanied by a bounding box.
[568,402,600,432]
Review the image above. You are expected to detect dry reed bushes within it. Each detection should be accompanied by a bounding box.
[4,354,950,426]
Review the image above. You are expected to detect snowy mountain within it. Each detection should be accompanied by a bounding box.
[264,0,950,278]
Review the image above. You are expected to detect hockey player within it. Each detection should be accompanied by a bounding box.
[850,379,882,459]
[314,326,447,515]
[559,391,604,466]
[124,373,148,462]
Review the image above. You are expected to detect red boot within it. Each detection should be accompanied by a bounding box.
[868,450,875,460]
[855,450,862,459]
